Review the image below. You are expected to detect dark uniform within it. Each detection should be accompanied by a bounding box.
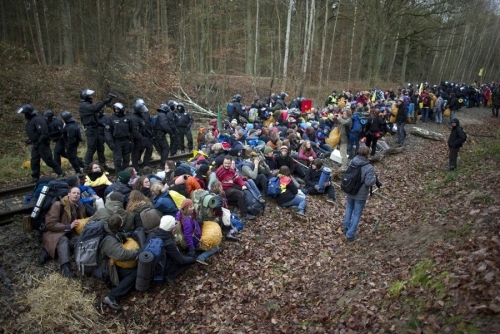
[43,110,66,167]
[79,89,113,167]
[105,103,133,172]
[17,104,64,181]
[97,110,110,168]
[166,100,180,155]
[153,104,172,166]
[174,103,194,153]
[141,104,155,167]
[61,110,85,174]
[130,99,153,170]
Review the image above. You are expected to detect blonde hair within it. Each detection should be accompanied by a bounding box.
[150,182,164,196]
[211,143,222,152]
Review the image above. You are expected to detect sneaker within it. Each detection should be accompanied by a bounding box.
[295,211,306,217]
[242,214,256,220]
[60,263,75,278]
[102,296,121,310]
[258,197,266,203]
[326,198,335,203]
[196,258,209,266]
[343,227,348,235]
[346,236,356,242]
[225,233,240,242]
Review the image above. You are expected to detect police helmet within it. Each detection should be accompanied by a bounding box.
[133,99,148,114]
[17,104,37,116]
[280,91,288,99]
[113,102,125,115]
[80,89,95,102]
[166,99,176,107]
[176,102,185,111]
[43,109,54,120]
[234,94,242,102]
[61,110,73,122]
[157,104,169,113]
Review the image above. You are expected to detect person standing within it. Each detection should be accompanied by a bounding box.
[17,104,65,182]
[166,100,180,156]
[105,102,133,173]
[395,98,407,146]
[447,118,467,171]
[129,99,150,171]
[333,107,353,170]
[61,110,85,174]
[174,103,194,153]
[342,146,377,242]
[492,87,500,118]
[97,108,111,169]
[153,104,172,167]
[79,89,114,168]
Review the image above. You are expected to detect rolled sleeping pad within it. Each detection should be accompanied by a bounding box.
[317,167,332,194]
[202,194,219,209]
[135,251,154,291]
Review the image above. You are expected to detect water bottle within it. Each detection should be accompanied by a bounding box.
[31,186,49,219]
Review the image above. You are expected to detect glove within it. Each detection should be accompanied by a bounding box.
[105,97,113,104]
[187,249,195,257]
[375,178,382,188]
[115,232,127,243]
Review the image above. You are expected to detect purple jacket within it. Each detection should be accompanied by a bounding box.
[176,211,202,250]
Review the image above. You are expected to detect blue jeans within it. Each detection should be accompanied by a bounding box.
[347,139,359,159]
[397,121,406,145]
[197,245,219,261]
[245,180,261,199]
[434,110,443,123]
[281,195,306,213]
[421,107,429,122]
[343,197,367,239]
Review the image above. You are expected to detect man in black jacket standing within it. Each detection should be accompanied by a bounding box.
[61,110,85,174]
[153,104,172,166]
[79,89,114,168]
[447,118,467,171]
[17,104,64,182]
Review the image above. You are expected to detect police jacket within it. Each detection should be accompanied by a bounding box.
[105,114,133,143]
[97,113,110,136]
[25,115,50,144]
[232,101,248,122]
[166,112,179,134]
[175,111,193,128]
[62,118,83,147]
[129,112,147,142]
[142,112,155,139]
[154,111,173,135]
[47,118,64,142]
[79,100,107,127]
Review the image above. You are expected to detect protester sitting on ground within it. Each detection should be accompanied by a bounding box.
[66,174,99,213]
[275,166,307,216]
[150,182,179,217]
[297,140,317,167]
[125,190,153,230]
[41,186,87,278]
[304,158,336,203]
[132,176,152,199]
[266,131,282,152]
[194,163,211,190]
[169,167,201,198]
[104,171,133,199]
[124,167,138,186]
[155,160,176,183]
[215,155,255,220]
[145,215,196,287]
[231,159,265,202]
[237,147,270,197]
[98,214,139,310]
[208,143,228,169]
[276,145,305,178]
[176,199,220,266]
[91,191,134,231]
[84,162,111,198]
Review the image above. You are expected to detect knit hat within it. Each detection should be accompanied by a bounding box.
[174,167,185,177]
[180,198,193,210]
[263,146,273,155]
[159,215,176,232]
[108,191,124,203]
[117,171,131,184]
[231,119,238,124]
[66,175,79,188]
[198,164,210,176]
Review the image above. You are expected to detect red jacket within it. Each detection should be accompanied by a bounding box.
[215,166,245,190]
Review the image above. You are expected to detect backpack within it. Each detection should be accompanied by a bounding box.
[349,114,364,141]
[261,109,271,120]
[197,127,208,144]
[243,189,265,216]
[141,238,167,282]
[173,220,187,250]
[227,102,235,118]
[151,115,158,127]
[423,95,429,105]
[191,189,219,221]
[267,176,282,197]
[31,179,70,232]
[74,220,105,276]
[248,108,258,123]
[340,164,363,195]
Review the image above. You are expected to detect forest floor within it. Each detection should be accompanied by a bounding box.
[0,106,499,333]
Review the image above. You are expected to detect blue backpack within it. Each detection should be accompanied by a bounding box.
[267,176,282,197]
[349,114,364,141]
[142,238,166,282]
[227,102,235,118]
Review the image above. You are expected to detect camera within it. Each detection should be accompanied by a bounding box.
[108,93,117,99]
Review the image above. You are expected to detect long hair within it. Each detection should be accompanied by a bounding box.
[126,190,151,212]
[132,176,149,191]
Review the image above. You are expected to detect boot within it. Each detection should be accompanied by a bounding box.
[38,248,51,265]
[225,229,240,242]
[61,263,76,278]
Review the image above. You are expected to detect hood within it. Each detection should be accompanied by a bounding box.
[105,199,125,213]
[351,155,371,168]
[450,118,460,126]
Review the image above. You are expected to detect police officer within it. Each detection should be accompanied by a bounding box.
[105,103,133,172]
[153,104,172,166]
[231,94,249,124]
[166,100,180,155]
[43,110,65,167]
[97,108,111,170]
[79,89,114,167]
[138,99,155,167]
[17,104,64,182]
[129,99,152,171]
[61,110,85,174]
[174,102,194,153]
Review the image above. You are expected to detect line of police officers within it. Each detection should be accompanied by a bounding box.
[18,89,193,182]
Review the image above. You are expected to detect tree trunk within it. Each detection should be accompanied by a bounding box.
[31,0,46,66]
[283,0,293,87]
[254,0,260,77]
[387,28,400,82]
[318,0,329,98]
[132,0,144,57]
[41,0,52,65]
[326,0,340,87]
[299,0,315,96]
[60,0,73,66]
[409,127,445,141]
[400,39,410,85]
[347,0,357,89]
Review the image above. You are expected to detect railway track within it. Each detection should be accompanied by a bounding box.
[0,153,194,226]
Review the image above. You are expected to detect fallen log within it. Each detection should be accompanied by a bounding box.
[409,127,445,141]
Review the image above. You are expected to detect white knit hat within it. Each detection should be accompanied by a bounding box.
[159,215,176,232]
